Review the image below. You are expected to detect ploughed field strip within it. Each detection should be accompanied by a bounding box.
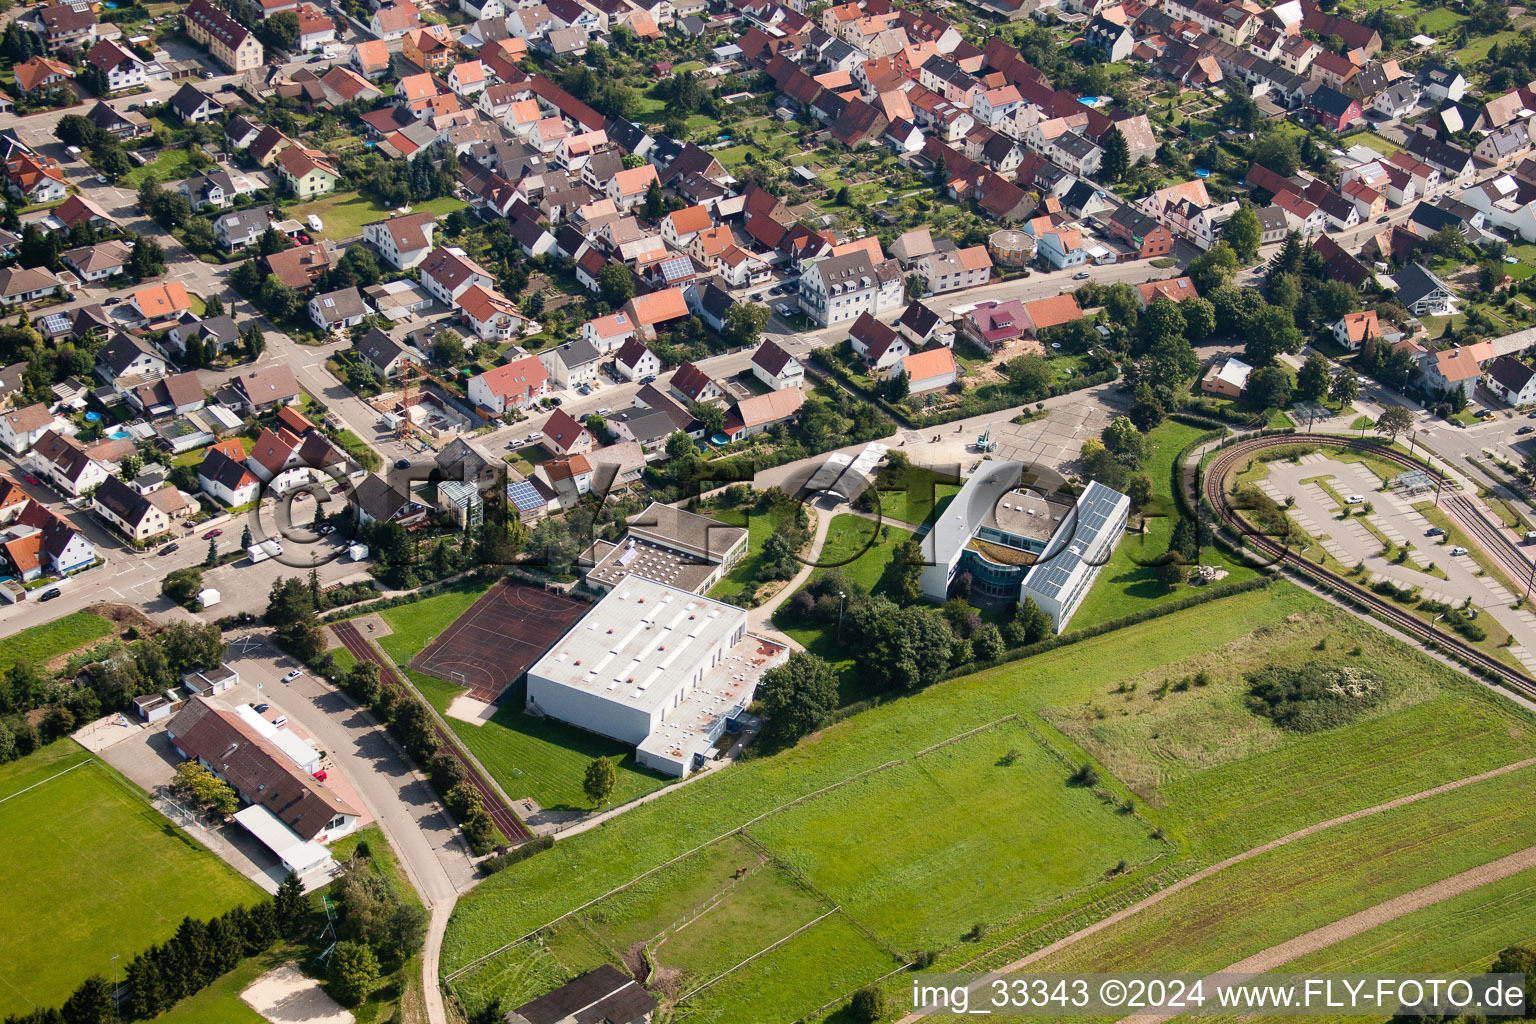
[410,579,589,703]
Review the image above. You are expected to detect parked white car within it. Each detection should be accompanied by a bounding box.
[1344,494,1364,504]
[1449,546,1469,556]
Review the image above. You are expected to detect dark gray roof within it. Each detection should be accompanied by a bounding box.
[168,83,214,119]
[98,331,158,375]
[1488,356,1536,395]
[504,966,656,1024]
[1395,262,1451,308]
[93,474,154,527]
[550,338,600,368]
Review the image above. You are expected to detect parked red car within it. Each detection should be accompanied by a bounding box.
[24,474,40,485]
[312,770,327,781]
[203,528,223,539]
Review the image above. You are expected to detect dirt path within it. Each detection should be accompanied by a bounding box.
[1119,843,1536,1024]
[893,755,1536,1024]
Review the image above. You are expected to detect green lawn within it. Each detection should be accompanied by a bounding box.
[285,192,468,241]
[0,743,265,1016]
[1070,420,1256,631]
[705,501,802,603]
[350,582,672,812]
[0,610,112,672]
[807,514,913,594]
[1354,132,1402,157]
[122,147,192,187]
[444,584,1536,1020]
[1024,763,1536,979]
[875,463,963,528]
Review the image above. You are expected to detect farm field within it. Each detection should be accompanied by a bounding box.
[0,743,264,1016]
[1216,867,1536,1024]
[1041,601,1536,855]
[450,719,1160,1014]
[1018,763,1536,981]
[443,584,1536,1020]
[0,610,112,672]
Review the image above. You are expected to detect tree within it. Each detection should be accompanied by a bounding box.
[1004,353,1052,401]
[346,661,381,705]
[1130,383,1161,432]
[60,975,112,1024]
[1221,204,1262,262]
[597,263,634,306]
[1188,242,1240,293]
[96,145,132,181]
[128,235,165,280]
[582,755,617,806]
[1248,131,1300,177]
[1243,305,1302,365]
[689,401,726,436]
[643,179,664,221]
[887,538,925,605]
[1296,352,1330,402]
[721,302,770,349]
[1375,403,1413,441]
[1180,296,1216,341]
[1247,365,1292,410]
[327,941,380,1006]
[183,331,206,369]
[1018,597,1052,643]
[206,537,220,567]
[204,293,225,318]
[1489,945,1536,1019]
[1102,416,1151,465]
[1329,367,1360,405]
[1099,126,1130,184]
[260,10,300,50]
[856,602,955,692]
[432,331,466,367]
[274,871,310,936]
[243,322,265,360]
[849,985,886,1023]
[757,651,838,744]
[171,760,238,815]
[883,369,910,402]
[162,566,204,607]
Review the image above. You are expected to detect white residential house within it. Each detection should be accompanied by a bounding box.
[797,251,901,327]
[362,212,438,270]
[614,337,662,381]
[421,246,494,306]
[750,339,804,391]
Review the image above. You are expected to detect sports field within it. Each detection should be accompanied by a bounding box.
[442,583,1536,1020]
[363,584,671,811]
[0,743,263,1016]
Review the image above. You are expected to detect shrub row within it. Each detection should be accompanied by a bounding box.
[479,835,554,875]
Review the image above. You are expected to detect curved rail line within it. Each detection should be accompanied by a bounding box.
[1201,432,1536,697]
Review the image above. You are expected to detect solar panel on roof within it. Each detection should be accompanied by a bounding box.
[506,479,543,510]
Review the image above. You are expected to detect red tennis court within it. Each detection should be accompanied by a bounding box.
[410,580,589,703]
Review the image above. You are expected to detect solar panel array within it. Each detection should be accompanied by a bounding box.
[1021,482,1126,600]
[506,479,544,511]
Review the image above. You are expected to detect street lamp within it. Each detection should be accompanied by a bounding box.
[112,954,120,1024]
[836,591,846,642]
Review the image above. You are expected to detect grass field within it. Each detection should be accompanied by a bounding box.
[1041,601,1536,856]
[875,463,963,528]
[355,582,670,811]
[0,743,264,1016]
[1024,763,1536,980]
[0,610,113,672]
[285,192,467,241]
[1070,421,1255,630]
[444,582,1536,1021]
[451,720,1160,1013]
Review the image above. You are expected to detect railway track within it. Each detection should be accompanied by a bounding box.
[1441,493,1536,598]
[333,621,533,845]
[1201,432,1536,698]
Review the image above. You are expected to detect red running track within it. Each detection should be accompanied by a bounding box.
[332,621,532,844]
